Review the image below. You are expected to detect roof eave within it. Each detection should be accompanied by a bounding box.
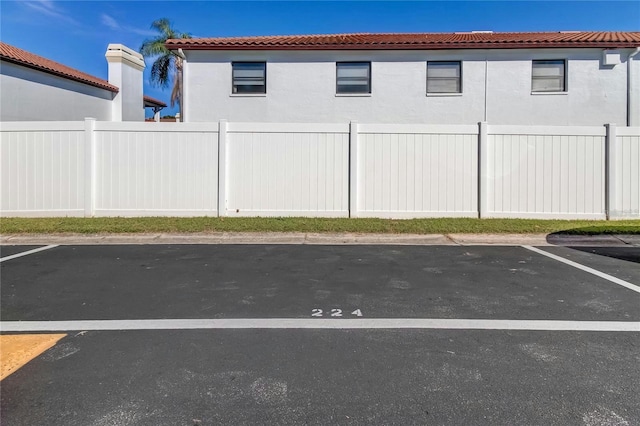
[143,96,167,108]
[167,42,640,51]
[0,55,119,93]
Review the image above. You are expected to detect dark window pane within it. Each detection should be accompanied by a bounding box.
[337,62,370,94]
[337,84,370,94]
[232,62,266,94]
[427,78,460,93]
[427,61,461,93]
[532,60,565,92]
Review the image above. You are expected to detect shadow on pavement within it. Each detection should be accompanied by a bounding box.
[561,246,640,264]
[546,229,640,264]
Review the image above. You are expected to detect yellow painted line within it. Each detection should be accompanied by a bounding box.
[0,334,66,380]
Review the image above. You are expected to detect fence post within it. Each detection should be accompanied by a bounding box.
[349,121,359,218]
[218,119,228,217]
[605,123,617,220]
[478,121,488,218]
[83,117,96,217]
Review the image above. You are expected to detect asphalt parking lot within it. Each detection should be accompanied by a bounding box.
[1,242,639,425]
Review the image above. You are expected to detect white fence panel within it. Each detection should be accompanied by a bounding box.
[93,122,218,216]
[1,121,637,220]
[612,128,640,218]
[226,124,349,217]
[357,125,478,218]
[487,126,606,219]
[1,122,85,217]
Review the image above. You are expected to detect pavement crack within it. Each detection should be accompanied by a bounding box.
[443,234,462,245]
[612,235,631,246]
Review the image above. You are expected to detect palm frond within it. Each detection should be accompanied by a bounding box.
[140,39,169,57]
[170,57,183,107]
[170,78,180,108]
[139,18,189,116]
[149,54,173,88]
[150,18,173,37]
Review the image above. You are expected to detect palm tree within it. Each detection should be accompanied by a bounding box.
[140,18,190,121]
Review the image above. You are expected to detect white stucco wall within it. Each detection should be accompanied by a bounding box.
[485,49,629,126]
[183,48,633,126]
[0,61,113,121]
[105,44,145,122]
[629,51,640,126]
[116,61,145,121]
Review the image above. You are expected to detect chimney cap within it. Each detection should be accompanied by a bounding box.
[105,44,145,70]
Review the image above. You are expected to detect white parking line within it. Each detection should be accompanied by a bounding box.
[522,245,640,294]
[1,318,638,332]
[0,245,59,263]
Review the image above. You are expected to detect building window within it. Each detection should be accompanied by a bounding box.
[532,60,566,92]
[336,62,371,94]
[232,62,266,94]
[427,61,462,94]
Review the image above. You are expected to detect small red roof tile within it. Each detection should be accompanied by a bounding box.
[0,41,119,92]
[166,31,640,50]
[145,117,177,122]
[143,95,167,108]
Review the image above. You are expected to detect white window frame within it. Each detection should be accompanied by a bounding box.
[531,59,567,94]
[427,61,462,95]
[232,62,267,95]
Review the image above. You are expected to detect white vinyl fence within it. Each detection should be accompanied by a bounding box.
[1,119,639,219]
[356,124,478,218]
[93,121,219,216]
[225,123,349,217]
[611,127,640,218]
[0,122,85,217]
[485,125,606,219]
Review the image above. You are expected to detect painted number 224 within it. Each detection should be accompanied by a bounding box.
[311,309,363,317]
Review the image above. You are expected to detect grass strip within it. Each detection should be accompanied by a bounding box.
[1,217,639,235]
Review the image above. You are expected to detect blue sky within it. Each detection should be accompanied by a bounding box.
[1,0,639,117]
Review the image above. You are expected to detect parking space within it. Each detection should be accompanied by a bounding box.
[2,329,638,425]
[1,243,639,425]
[1,245,639,323]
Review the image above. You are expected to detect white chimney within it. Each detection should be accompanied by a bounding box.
[105,44,145,121]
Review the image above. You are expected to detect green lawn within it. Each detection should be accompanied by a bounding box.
[1,217,639,235]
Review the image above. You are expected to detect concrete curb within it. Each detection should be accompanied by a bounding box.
[1,233,637,246]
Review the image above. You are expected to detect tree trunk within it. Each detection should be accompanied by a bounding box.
[178,68,183,122]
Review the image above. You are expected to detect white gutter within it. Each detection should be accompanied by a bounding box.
[628,47,640,126]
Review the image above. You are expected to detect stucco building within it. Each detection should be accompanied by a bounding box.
[0,42,165,121]
[166,31,640,126]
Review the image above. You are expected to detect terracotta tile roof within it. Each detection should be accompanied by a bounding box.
[0,41,119,92]
[167,31,640,50]
[143,95,167,108]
